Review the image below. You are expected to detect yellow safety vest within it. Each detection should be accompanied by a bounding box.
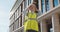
[28,12,37,18]
[24,12,38,32]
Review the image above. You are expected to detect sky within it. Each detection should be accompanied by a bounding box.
[0,0,16,32]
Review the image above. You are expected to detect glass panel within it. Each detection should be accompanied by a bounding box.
[14,20,19,29]
[28,0,29,5]
[19,6,21,16]
[15,11,17,20]
[53,0,58,7]
[14,22,16,30]
[23,2,24,11]
[24,0,27,9]
[45,0,50,11]
[41,0,45,13]
[17,9,18,18]
[28,0,32,5]
[20,15,22,27]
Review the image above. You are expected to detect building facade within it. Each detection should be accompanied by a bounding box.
[9,0,60,32]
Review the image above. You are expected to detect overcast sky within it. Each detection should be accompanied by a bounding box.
[0,0,16,32]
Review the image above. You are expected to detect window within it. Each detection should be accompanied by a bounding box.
[17,9,19,18]
[53,0,58,7]
[22,14,24,25]
[20,15,22,27]
[24,0,27,9]
[14,22,16,30]
[28,0,32,5]
[45,0,50,11]
[41,0,45,13]
[19,18,20,27]
[23,2,24,11]
[10,25,13,32]
[18,20,19,28]
[15,11,17,20]
[21,4,23,12]
[24,0,26,9]
[18,7,20,17]
[19,6,21,16]
[19,17,22,27]
[13,23,14,31]
[15,8,20,20]
[14,20,19,29]
[10,15,14,23]
[28,0,29,5]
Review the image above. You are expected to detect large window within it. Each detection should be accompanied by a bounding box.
[45,0,50,12]
[41,0,45,13]
[53,0,58,7]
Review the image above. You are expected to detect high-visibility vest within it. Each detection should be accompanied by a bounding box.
[24,12,39,32]
[28,12,37,18]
